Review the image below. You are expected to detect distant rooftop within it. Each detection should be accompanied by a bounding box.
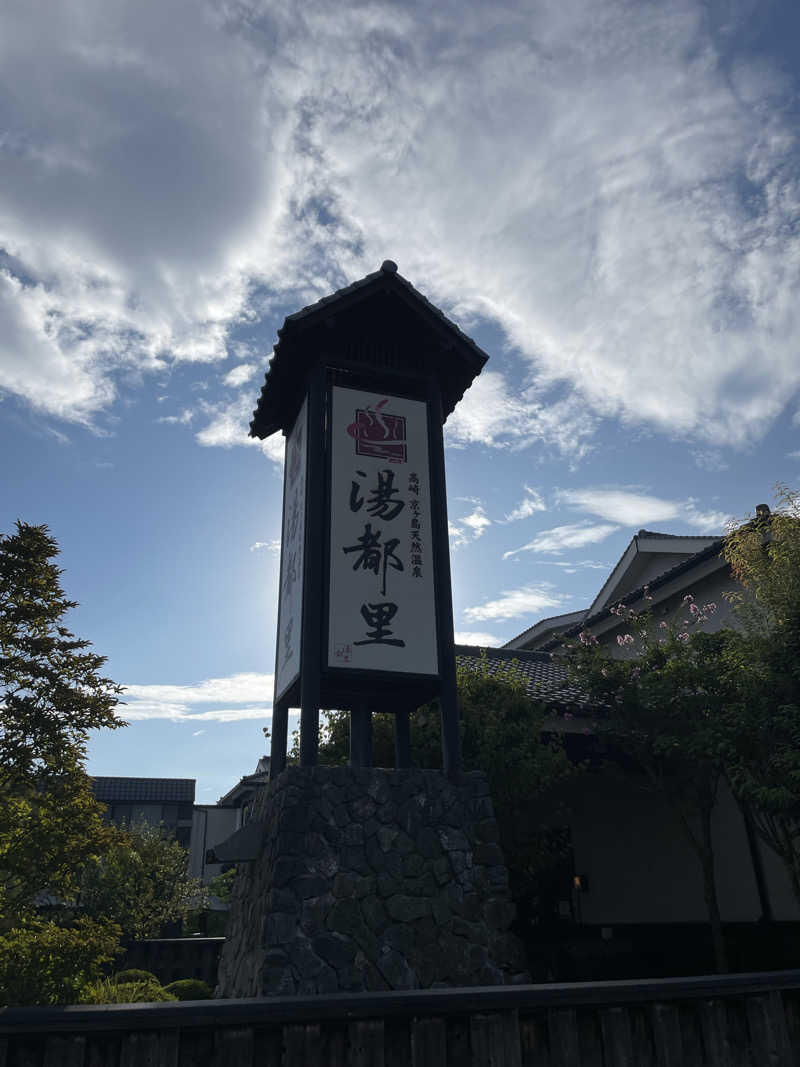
[91,777,196,804]
[454,645,592,709]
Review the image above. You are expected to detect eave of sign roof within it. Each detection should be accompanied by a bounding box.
[249,262,489,440]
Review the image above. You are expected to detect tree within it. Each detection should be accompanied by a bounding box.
[300,656,575,900]
[719,487,800,906]
[0,522,128,1004]
[77,820,208,941]
[0,522,125,928]
[566,600,732,972]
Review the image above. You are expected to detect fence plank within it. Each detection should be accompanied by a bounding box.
[628,1008,655,1067]
[746,992,793,1067]
[651,1004,683,1067]
[284,1024,322,1067]
[214,1027,253,1067]
[348,1020,384,1067]
[411,1018,447,1067]
[470,1011,522,1067]
[326,1026,347,1067]
[699,1000,733,1067]
[520,1015,550,1067]
[43,1035,87,1067]
[85,1035,121,1067]
[547,1008,579,1067]
[445,1018,470,1067]
[577,1011,602,1067]
[0,1038,7,1067]
[600,1007,634,1067]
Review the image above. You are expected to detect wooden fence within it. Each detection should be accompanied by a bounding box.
[3,969,800,1065]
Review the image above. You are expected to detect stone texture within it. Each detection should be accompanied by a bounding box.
[216,767,528,997]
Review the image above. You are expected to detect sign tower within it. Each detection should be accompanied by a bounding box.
[251,260,487,773]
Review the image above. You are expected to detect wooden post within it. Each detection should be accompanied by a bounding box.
[350,702,373,768]
[426,383,460,775]
[394,709,411,768]
[270,698,289,777]
[299,367,326,767]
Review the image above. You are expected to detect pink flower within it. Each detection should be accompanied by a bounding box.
[564,712,574,720]
[631,667,641,679]
[703,603,717,614]
[659,621,667,629]
[601,668,608,677]
[677,632,689,642]
[683,594,694,603]
[643,585,653,601]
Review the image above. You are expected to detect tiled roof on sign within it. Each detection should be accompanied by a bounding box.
[454,644,593,709]
[91,777,196,804]
[250,261,489,439]
[277,262,489,364]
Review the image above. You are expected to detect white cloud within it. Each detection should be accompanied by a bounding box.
[464,585,565,622]
[250,539,281,553]
[195,393,284,466]
[223,363,259,388]
[454,631,502,647]
[693,450,729,473]
[460,506,491,540]
[157,409,193,425]
[558,489,678,526]
[503,487,547,523]
[504,522,619,558]
[122,671,273,722]
[446,372,595,458]
[2,0,800,452]
[559,488,729,532]
[192,729,206,736]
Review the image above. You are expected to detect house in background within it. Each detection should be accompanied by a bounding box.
[91,777,196,849]
[486,514,800,978]
[504,529,734,656]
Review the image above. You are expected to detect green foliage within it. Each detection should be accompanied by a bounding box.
[719,487,800,901]
[0,522,125,929]
[111,968,159,984]
[0,918,121,1007]
[163,978,213,1000]
[208,865,236,904]
[565,599,732,970]
[78,821,208,941]
[79,978,177,1004]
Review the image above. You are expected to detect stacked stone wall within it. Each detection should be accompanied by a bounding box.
[217,766,528,996]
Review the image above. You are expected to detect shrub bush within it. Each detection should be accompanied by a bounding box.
[111,968,160,985]
[163,978,213,1000]
[0,919,120,1007]
[80,978,177,1004]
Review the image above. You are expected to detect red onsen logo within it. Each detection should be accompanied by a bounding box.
[346,399,407,463]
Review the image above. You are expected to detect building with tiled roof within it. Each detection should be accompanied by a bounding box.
[505,528,734,655]
[91,777,196,848]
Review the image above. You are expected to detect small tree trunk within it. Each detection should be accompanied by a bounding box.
[700,808,729,973]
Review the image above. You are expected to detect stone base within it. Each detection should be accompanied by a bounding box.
[216,766,529,996]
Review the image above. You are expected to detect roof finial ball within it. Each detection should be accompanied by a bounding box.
[380,259,398,274]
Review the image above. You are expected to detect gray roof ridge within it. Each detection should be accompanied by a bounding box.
[541,536,726,649]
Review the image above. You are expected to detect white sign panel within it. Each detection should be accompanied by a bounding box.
[328,386,439,675]
[275,399,308,700]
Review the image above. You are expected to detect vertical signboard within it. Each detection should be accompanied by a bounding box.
[275,398,308,700]
[328,386,439,676]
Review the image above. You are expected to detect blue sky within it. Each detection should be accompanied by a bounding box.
[2,0,800,802]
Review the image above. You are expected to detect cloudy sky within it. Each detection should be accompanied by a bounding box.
[2,0,799,800]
